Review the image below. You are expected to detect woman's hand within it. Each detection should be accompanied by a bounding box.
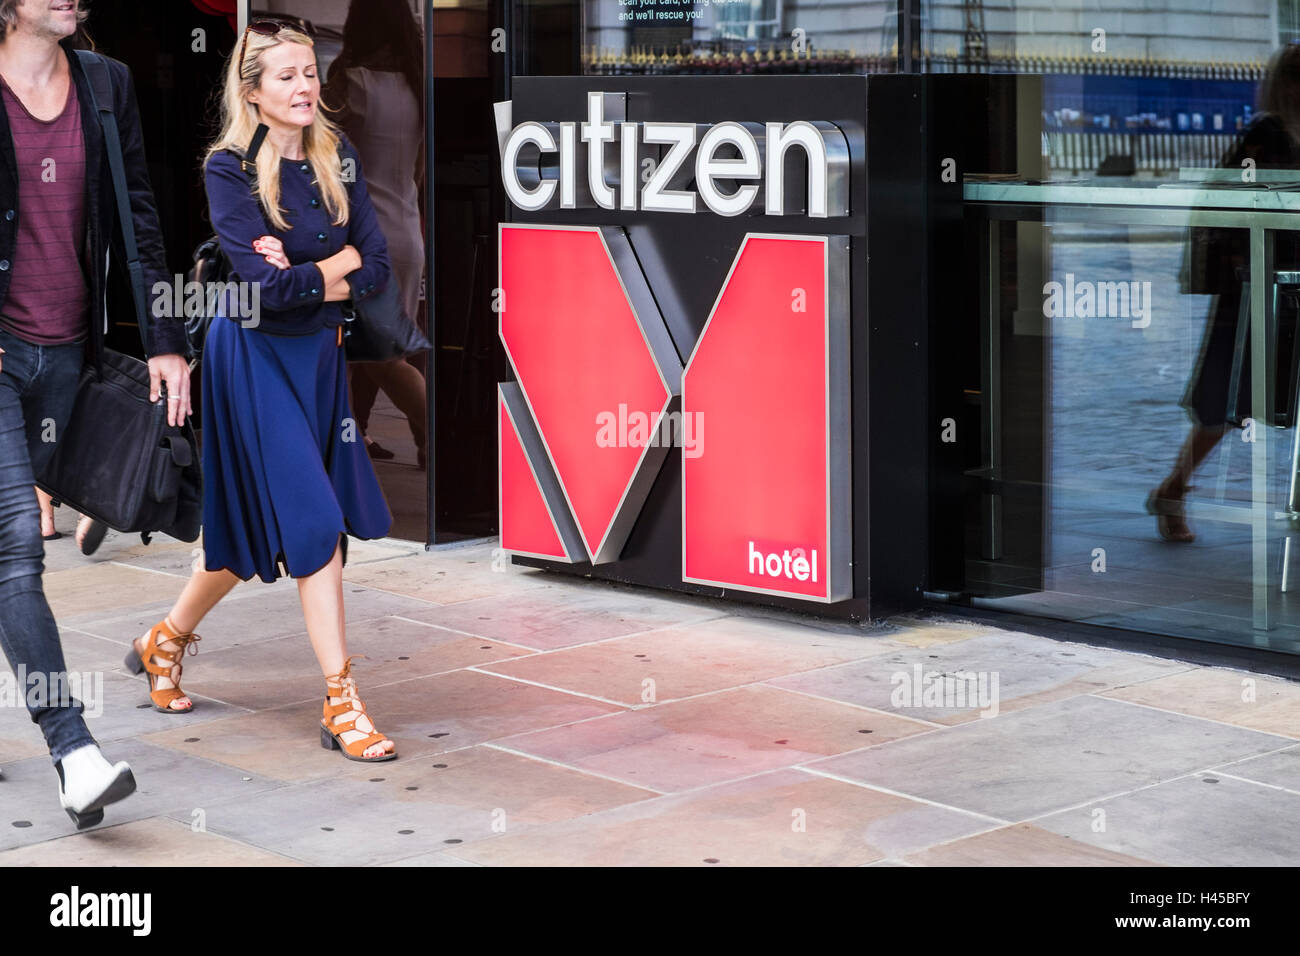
[341,244,362,273]
[254,236,290,271]
[323,277,352,302]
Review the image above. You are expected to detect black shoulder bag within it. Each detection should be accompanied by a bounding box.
[35,50,201,544]
[183,123,269,359]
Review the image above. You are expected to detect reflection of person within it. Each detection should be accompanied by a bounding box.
[324,0,427,469]
[1151,44,1300,541]
[0,0,191,827]
[127,22,398,761]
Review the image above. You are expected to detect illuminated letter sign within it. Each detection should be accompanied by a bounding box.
[498,225,852,603]
[681,234,851,601]
[494,98,850,218]
[498,224,681,565]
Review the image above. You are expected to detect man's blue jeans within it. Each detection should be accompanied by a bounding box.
[0,325,96,762]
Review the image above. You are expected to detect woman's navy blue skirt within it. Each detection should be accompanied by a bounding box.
[201,318,392,582]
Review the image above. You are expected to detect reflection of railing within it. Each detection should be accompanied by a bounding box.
[1047,131,1239,176]
[582,45,893,74]
[583,46,1267,82]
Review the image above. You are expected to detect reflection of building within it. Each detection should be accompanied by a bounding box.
[584,0,1275,174]
[586,0,1279,68]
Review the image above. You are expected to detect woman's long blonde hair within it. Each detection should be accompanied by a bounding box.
[205,25,349,231]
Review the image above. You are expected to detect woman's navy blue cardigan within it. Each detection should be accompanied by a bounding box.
[203,135,391,335]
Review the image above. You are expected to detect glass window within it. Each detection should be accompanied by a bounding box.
[940,2,1300,653]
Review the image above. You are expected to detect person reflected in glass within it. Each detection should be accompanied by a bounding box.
[323,0,428,470]
[1151,44,1300,541]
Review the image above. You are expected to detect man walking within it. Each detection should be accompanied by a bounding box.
[0,0,190,827]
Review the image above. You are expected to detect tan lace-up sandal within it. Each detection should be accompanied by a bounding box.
[320,655,397,762]
[125,617,201,713]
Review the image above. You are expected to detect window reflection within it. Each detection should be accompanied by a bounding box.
[258,0,429,540]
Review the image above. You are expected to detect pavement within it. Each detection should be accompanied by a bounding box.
[1,510,1299,867]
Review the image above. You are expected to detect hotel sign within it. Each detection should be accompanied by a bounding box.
[494,82,855,604]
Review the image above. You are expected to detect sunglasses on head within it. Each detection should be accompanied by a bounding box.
[238,18,291,70]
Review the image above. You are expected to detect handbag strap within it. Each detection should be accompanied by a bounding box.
[238,122,269,178]
[75,49,151,360]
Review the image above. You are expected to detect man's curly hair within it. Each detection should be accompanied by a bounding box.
[0,0,91,41]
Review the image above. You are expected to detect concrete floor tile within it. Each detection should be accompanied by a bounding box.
[447,768,989,866]
[479,616,890,705]
[809,695,1289,821]
[903,823,1157,866]
[174,745,654,866]
[400,580,729,650]
[495,684,930,792]
[770,631,1189,725]
[1100,668,1300,739]
[141,669,623,782]
[1035,773,1300,866]
[0,816,301,866]
[0,738,284,852]
[168,616,534,711]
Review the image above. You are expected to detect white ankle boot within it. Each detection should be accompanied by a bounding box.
[54,745,136,829]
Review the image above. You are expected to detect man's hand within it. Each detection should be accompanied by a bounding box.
[148,354,192,426]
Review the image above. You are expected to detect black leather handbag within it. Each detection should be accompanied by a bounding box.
[341,274,430,362]
[35,51,201,544]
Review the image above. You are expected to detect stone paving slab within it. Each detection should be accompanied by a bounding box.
[807,695,1291,822]
[60,580,438,653]
[153,615,533,712]
[478,615,893,706]
[398,580,731,650]
[0,816,301,867]
[171,745,656,866]
[493,684,931,793]
[1218,744,1300,790]
[902,823,1157,866]
[1034,772,1300,866]
[0,739,284,852]
[5,532,1300,865]
[341,548,550,605]
[769,631,1192,725]
[43,562,188,621]
[0,671,251,758]
[445,768,993,866]
[1099,667,1300,739]
[139,668,624,783]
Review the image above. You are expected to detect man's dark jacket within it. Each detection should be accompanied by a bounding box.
[0,38,187,358]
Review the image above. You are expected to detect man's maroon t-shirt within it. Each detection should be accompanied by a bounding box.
[0,75,89,345]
